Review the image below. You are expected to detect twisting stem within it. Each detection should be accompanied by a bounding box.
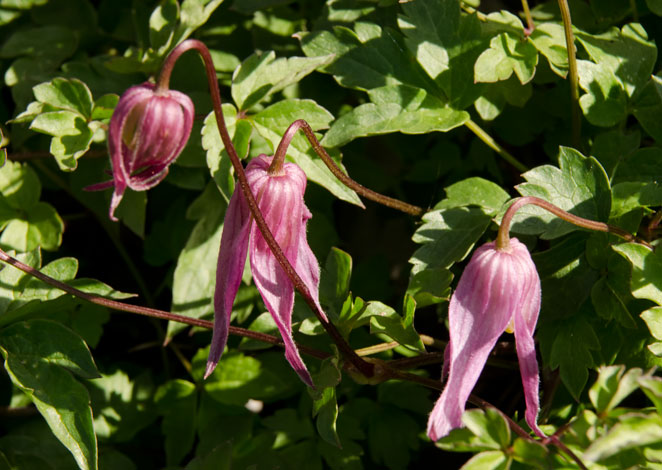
[496,196,646,250]
[521,0,534,35]
[558,0,581,148]
[158,39,374,378]
[465,120,528,172]
[280,120,425,216]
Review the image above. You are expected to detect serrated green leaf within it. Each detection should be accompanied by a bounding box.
[638,375,662,415]
[588,365,643,414]
[0,320,98,470]
[406,267,452,308]
[512,438,548,465]
[512,147,611,239]
[231,51,333,110]
[398,0,484,108]
[155,379,197,466]
[299,23,430,93]
[251,99,362,206]
[613,243,662,305]
[475,33,538,84]
[174,0,225,46]
[591,130,640,179]
[584,413,662,462]
[577,24,657,97]
[410,207,492,270]
[591,276,636,328]
[641,307,662,350]
[168,184,225,340]
[0,25,76,62]
[0,159,41,209]
[321,87,469,148]
[32,78,94,118]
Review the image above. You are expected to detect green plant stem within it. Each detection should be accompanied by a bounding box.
[496,196,645,250]
[521,0,534,34]
[276,120,425,216]
[465,120,528,172]
[157,39,375,379]
[558,0,581,148]
[630,0,639,22]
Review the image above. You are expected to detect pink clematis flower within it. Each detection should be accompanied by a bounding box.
[205,154,324,386]
[427,238,545,441]
[86,82,194,221]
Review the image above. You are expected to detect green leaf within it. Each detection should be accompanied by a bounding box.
[591,276,636,328]
[613,243,662,305]
[31,112,93,170]
[549,314,600,400]
[319,247,352,319]
[638,375,662,415]
[0,25,77,62]
[199,350,299,405]
[474,33,538,85]
[231,51,334,110]
[202,105,237,203]
[87,369,158,442]
[251,99,362,206]
[174,0,225,46]
[512,147,611,239]
[406,268,452,308]
[321,85,469,148]
[309,356,342,447]
[0,320,98,470]
[588,365,643,414]
[410,207,493,270]
[577,24,657,97]
[435,176,510,215]
[462,408,511,451]
[299,22,430,93]
[529,23,568,76]
[584,413,662,462]
[460,451,509,470]
[1,202,65,252]
[397,0,484,108]
[0,159,41,209]
[155,379,197,467]
[32,78,94,119]
[168,183,226,340]
[367,405,419,470]
[367,298,425,352]
[149,0,179,52]
[641,307,662,354]
[90,94,119,121]
[576,59,627,127]
[633,75,662,143]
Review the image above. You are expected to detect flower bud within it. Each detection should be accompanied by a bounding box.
[87,82,194,220]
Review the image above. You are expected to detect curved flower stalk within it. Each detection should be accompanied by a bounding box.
[427,238,545,441]
[86,82,194,220]
[205,154,324,387]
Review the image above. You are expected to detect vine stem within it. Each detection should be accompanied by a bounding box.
[465,120,528,172]
[496,196,646,250]
[558,0,581,148]
[273,119,425,216]
[156,39,374,378]
[521,0,534,35]
[0,245,585,467]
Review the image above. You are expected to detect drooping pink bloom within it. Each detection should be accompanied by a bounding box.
[427,238,545,440]
[205,154,324,386]
[86,82,194,221]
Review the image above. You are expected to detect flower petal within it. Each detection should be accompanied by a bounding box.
[205,187,251,379]
[427,243,524,441]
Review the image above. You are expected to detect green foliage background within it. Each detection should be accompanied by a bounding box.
[2,0,662,469]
